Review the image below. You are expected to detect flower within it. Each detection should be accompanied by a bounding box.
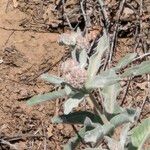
[58,30,90,51]
[61,59,87,89]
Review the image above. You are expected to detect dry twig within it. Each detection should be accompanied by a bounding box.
[108,0,126,65]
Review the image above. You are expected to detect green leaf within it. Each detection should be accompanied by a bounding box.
[27,89,66,106]
[79,49,88,68]
[84,109,138,144]
[64,127,86,150]
[86,69,120,89]
[71,49,77,61]
[114,53,137,70]
[130,117,150,150]
[52,111,102,124]
[122,60,150,77]
[64,92,85,114]
[102,78,121,114]
[84,123,114,143]
[41,73,65,85]
[110,108,138,126]
[87,32,109,80]
[64,85,73,95]
[105,136,124,150]
[120,123,131,147]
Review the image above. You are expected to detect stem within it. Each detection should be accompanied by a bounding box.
[89,94,109,124]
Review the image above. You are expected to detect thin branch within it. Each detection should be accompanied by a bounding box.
[120,78,132,106]
[4,31,15,46]
[133,52,150,61]
[108,0,126,65]
[2,134,45,142]
[89,94,109,124]
[97,0,109,30]
[0,26,58,33]
[137,96,149,122]
[0,139,17,150]
[80,0,91,33]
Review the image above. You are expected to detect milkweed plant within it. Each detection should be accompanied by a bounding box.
[27,29,150,150]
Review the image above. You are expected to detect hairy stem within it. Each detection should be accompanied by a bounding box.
[89,94,109,124]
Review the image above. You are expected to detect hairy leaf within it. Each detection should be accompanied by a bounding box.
[52,111,102,124]
[122,60,150,77]
[64,93,84,114]
[87,32,109,79]
[114,53,137,70]
[130,117,150,150]
[105,136,124,150]
[64,127,86,150]
[102,80,121,114]
[120,123,131,147]
[84,109,138,143]
[86,69,120,89]
[27,89,66,106]
[84,123,114,143]
[41,73,65,85]
[110,109,138,126]
[79,49,88,68]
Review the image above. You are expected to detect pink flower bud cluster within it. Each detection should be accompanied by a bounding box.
[61,59,87,89]
[58,32,90,51]
[58,29,100,51]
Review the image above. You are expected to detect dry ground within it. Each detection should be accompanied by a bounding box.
[0,0,149,149]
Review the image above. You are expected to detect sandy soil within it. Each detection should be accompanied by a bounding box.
[0,0,149,149]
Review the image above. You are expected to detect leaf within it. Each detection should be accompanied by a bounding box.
[64,127,86,150]
[27,89,66,106]
[84,117,100,128]
[111,104,124,114]
[41,73,65,85]
[84,123,114,143]
[71,49,77,61]
[130,117,150,150]
[122,60,150,77]
[110,108,138,126]
[84,109,138,144]
[79,49,88,68]
[102,78,121,114]
[120,123,131,147]
[114,53,137,70]
[64,93,85,114]
[87,32,109,79]
[105,136,124,150]
[86,69,120,89]
[64,85,73,95]
[52,111,102,124]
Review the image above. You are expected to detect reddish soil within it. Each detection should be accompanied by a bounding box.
[0,0,149,149]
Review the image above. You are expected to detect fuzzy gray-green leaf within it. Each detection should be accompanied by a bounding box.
[110,108,138,126]
[79,49,88,68]
[87,32,109,79]
[64,93,85,114]
[41,73,65,85]
[84,124,114,143]
[114,53,137,70]
[52,111,102,124]
[102,80,121,114]
[64,127,86,150]
[130,117,150,149]
[105,136,124,150]
[122,60,150,77]
[27,89,66,106]
[86,69,120,89]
